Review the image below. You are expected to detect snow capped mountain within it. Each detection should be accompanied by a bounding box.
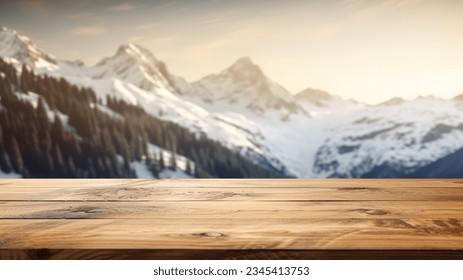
[377,97,406,106]
[95,43,178,93]
[0,28,291,177]
[296,88,333,104]
[92,52,289,175]
[179,57,307,120]
[410,145,463,178]
[2,27,463,178]
[0,27,56,70]
[312,97,463,177]
[453,93,463,102]
[296,87,362,116]
[0,27,90,78]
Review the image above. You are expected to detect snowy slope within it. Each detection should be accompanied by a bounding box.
[312,97,463,177]
[0,170,21,178]
[410,145,463,178]
[130,161,192,179]
[147,143,195,172]
[131,144,195,178]
[13,91,75,134]
[296,87,363,116]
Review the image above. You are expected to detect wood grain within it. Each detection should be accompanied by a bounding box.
[0,201,462,219]
[0,179,462,259]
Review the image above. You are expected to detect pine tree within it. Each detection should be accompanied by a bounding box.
[19,65,30,93]
[159,151,165,170]
[24,131,41,174]
[185,160,192,175]
[169,150,177,171]
[67,156,76,177]
[51,114,65,143]
[0,153,13,173]
[36,97,48,123]
[9,137,23,173]
[53,145,64,175]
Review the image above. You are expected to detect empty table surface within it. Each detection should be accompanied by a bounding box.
[0,179,462,259]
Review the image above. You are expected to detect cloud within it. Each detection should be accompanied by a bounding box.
[108,3,134,12]
[71,26,106,36]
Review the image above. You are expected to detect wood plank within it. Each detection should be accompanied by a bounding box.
[1,186,462,201]
[0,201,462,219]
[1,179,463,189]
[0,218,462,250]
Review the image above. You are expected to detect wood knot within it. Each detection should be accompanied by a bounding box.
[338,187,371,191]
[193,232,225,238]
[354,209,389,216]
[71,206,105,214]
[366,209,389,215]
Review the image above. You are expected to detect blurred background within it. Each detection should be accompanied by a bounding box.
[1,0,463,178]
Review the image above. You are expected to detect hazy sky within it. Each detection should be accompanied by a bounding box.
[1,0,463,104]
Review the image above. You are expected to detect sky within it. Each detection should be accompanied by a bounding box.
[1,0,463,104]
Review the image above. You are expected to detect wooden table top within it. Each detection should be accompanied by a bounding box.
[0,179,462,259]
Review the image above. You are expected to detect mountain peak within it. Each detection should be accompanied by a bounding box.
[117,43,144,54]
[377,97,406,106]
[224,56,267,85]
[97,43,161,68]
[189,56,306,118]
[0,26,18,37]
[116,43,136,54]
[95,43,177,92]
[0,27,55,66]
[229,56,258,71]
[234,56,254,66]
[416,94,440,100]
[453,93,463,102]
[114,43,158,63]
[296,88,334,101]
